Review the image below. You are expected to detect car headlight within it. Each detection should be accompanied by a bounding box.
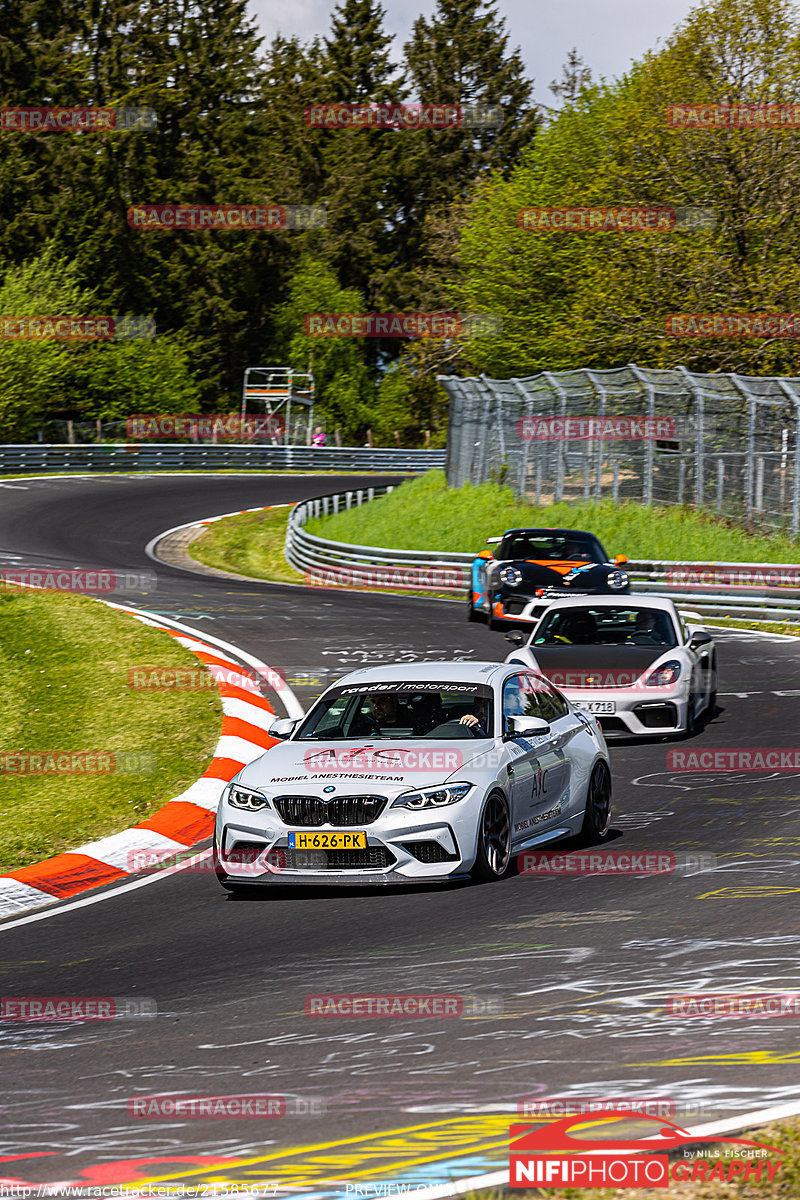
[392,783,473,810]
[606,570,629,590]
[227,783,271,811]
[500,567,523,587]
[646,660,682,687]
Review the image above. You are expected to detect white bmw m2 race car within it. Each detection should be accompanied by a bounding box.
[504,596,716,738]
[213,661,612,891]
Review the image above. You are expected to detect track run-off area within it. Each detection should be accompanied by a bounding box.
[1,473,800,1193]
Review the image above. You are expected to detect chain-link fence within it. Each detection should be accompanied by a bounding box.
[439,365,800,533]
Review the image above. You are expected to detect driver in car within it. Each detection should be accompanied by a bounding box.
[362,692,488,736]
[627,610,667,643]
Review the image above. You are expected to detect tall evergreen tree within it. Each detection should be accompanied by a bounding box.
[323,0,398,102]
[404,0,539,201]
[549,48,593,105]
[315,0,408,312]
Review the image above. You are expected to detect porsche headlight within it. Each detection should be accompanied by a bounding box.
[646,660,682,687]
[500,567,523,587]
[606,570,629,590]
[227,783,270,811]
[392,783,473,810]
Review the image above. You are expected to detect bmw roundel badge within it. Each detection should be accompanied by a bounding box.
[322,785,336,793]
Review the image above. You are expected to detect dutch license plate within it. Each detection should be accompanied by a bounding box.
[288,831,367,850]
[583,701,616,714]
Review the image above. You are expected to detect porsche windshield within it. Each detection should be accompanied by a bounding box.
[533,606,679,647]
[296,683,495,740]
[496,531,606,563]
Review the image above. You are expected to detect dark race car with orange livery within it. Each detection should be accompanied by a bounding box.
[469,527,630,629]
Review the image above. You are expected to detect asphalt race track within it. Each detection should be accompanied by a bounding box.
[1,473,800,1192]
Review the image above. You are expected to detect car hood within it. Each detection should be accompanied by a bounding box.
[233,737,497,796]
[527,644,674,684]
[496,560,608,584]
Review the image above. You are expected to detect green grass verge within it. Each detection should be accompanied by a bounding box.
[471,1116,800,1199]
[0,589,221,873]
[190,505,306,585]
[188,473,800,633]
[189,504,457,600]
[306,470,800,561]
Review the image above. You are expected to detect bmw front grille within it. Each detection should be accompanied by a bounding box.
[273,794,388,826]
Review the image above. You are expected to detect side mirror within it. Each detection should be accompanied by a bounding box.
[615,554,628,565]
[689,630,712,648]
[269,717,301,739]
[505,715,550,740]
[504,630,524,646]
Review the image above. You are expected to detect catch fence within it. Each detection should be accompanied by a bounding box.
[439,366,800,533]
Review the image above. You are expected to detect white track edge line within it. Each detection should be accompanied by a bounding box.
[0,597,296,926]
[0,849,214,932]
[107,603,303,719]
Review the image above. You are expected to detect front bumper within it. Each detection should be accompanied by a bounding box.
[493,587,629,625]
[215,799,483,885]
[567,687,689,737]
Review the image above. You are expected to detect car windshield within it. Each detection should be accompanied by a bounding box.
[532,606,678,647]
[295,682,495,740]
[496,532,606,563]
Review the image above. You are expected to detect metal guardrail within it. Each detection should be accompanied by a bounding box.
[286,486,800,620]
[0,444,446,475]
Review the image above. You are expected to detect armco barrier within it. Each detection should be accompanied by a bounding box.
[286,486,800,619]
[0,444,445,475]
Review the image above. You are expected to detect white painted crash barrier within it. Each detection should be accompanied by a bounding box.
[285,487,800,618]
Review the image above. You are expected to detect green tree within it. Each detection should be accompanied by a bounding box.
[314,0,410,314]
[0,253,90,439]
[0,251,196,438]
[271,255,375,441]
[549,48,593,105]
[66,333,200,422]
[457,0,800,376]
[404,0,539,202]
[398,0,539,368]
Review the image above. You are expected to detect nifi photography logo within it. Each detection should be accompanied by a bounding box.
[508,1109,784,1189]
